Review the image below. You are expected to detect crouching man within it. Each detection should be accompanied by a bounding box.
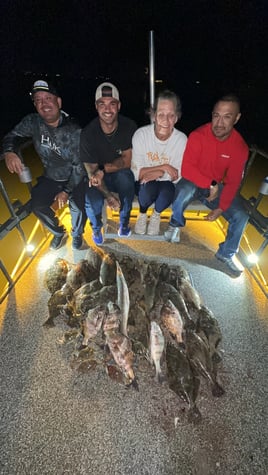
[2,80,87,250]
[165,94,249,277]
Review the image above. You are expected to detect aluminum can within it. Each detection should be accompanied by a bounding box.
[259,176,268,195]
[19,166,32,183]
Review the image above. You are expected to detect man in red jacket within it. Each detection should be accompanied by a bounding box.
[164,94,249,277]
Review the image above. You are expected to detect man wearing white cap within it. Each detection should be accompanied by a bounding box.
[80,82,137,245]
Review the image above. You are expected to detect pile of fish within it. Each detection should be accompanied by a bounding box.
[44,246,224,422]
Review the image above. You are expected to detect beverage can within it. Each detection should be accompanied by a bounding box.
[19,166,32,183]
[259,176,268,195]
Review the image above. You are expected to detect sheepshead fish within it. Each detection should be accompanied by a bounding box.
[166,342,201,423]
[180,277,202,310]
[150,321,165,383]
[106,330,138,390]
[156,282,194,329]
[160,299,184,344]
[103,302,121,334]
[82,304,107,345]
[99,253,116,286]
[186,330,225,397]
[116,261,130,337]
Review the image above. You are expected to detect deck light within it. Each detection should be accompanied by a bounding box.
[247,235,268,265]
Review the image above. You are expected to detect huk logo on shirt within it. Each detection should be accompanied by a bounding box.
[220,154,230,159]
[41,134,61,156]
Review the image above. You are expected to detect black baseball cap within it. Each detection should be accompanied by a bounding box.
[30,80,59,99]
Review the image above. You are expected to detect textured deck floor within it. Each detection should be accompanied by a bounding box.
[0,220,267,475]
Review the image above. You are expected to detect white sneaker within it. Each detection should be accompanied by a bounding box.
[147,211,161,235]
[164,225,180,243]
[135,213,147,234]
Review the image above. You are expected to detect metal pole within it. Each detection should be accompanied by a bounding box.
[149,30,155,122]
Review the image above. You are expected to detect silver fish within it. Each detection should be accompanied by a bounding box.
[150,321,165,383]
[160,299,184,344]
[116,261,130,337]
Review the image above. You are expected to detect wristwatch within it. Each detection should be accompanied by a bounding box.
[210,180,217,188]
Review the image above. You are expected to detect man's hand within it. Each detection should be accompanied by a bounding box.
[106,193,120,211]
[54,191,69,209]
[205,208,223,221]
[206,184,219,202]
[4,152,24,174]
[89,169,104,187]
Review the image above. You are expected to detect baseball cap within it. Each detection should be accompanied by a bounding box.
[30,80,59,99]
[95,82,120,102]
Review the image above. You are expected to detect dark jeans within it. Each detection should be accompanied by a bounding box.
[31,176,87,237]
[84,169,135,232]
[136,180,175,213]
[170,177,249,258]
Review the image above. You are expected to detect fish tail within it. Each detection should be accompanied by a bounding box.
[132,377,139,391]
[156,370,165,384]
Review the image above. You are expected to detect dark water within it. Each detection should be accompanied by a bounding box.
[1,72,268,151]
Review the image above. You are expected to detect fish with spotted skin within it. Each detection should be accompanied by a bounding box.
[160,299,184,344]
[166,341,201,423]
[116,261,130,337]
[186,330,225,397]
[150,321,165,383]
[82,304,107,345]
[105,330,138,390]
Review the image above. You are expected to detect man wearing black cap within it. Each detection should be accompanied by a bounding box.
[80,82,137,245]
[2,80,87,250]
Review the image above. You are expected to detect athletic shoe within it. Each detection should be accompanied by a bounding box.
[49,232,68,250]
[118,225,132,237]
[215,252,243,277]
[92,230,104,246]
[147,211,161,235]
[164,225,180,243]
[72,236,83,250]
[135,213,147,234]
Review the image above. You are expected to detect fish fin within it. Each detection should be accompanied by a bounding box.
[132,377,139,391]
[43,317,55,327]
[212,382,225,397]
[126,378,139,391]
[187,405,202,424]
[157,372,166,384]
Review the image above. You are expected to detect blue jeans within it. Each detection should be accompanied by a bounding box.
[170,178,249,258]
[137,181,175,213]
[85,169,135,232]
[31,176,87,237]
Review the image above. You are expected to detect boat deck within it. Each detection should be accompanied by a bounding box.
[0,217,267,475]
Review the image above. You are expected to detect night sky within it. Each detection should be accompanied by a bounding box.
[1,0,268,146]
